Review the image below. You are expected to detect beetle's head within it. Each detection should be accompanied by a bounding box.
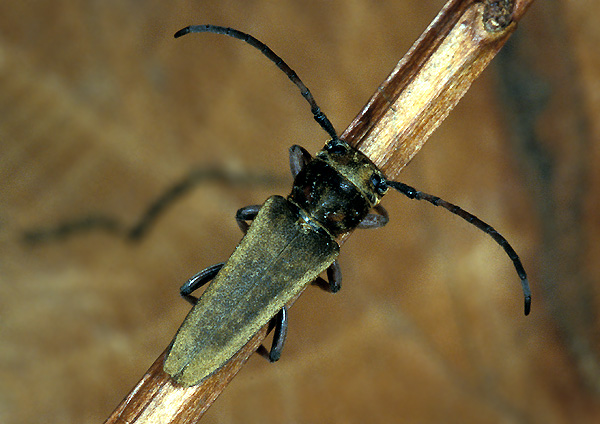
[318,139,388,206]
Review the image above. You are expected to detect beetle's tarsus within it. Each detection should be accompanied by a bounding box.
[269,307,288,361]
[357,204,389,229]
[257,307,288,362]
[236,205,261,233]
[180,262,225,305]
[327,260,342,293]
[312,260,342,293]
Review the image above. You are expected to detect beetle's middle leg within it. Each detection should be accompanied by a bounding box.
[179,262,225,305]
[179,203,266,306]
[235,205,261,233]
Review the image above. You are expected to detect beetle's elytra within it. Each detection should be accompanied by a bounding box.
[164,25,531,387]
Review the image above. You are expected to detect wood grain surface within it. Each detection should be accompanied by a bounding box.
[2,1,600,423]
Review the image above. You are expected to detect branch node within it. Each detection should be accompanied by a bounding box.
[483,0,514,32]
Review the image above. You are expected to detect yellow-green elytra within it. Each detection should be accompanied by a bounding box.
[164,140,387,386]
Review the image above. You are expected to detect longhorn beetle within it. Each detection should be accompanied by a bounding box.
[164,25,532,387]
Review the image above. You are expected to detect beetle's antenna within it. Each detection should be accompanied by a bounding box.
[387,180,531,316]
[175,25,338,140]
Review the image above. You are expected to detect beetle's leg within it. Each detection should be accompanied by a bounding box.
[289,145,312,179]
[256,306,288,362]
[179,262,225,305]
[357,204,389,229]
[235,205,261,233]
[312,206,385,293]
[312,260,342,293]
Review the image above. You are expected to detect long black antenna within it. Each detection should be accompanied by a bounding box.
[387,181,532,316]
[175,25,338,140]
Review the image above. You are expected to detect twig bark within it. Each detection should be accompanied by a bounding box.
[104,1,533,422]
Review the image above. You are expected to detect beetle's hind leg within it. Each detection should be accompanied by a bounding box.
[310,205,387,295]
[256,306,288,362]
[179,262,225,305]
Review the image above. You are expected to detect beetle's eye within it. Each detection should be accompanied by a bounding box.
[326,139,347,155]
[370,173,388,195]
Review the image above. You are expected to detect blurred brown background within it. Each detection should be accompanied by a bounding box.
[1,1,599,423]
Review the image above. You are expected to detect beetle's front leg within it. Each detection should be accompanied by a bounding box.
[357,204,389,229]
[256,306,288,362]
[179,262,225,305]
[289,145,312,178]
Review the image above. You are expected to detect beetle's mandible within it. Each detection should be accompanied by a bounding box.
[164,25,532,387]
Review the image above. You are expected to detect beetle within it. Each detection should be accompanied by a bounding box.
[163,25,532,387]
